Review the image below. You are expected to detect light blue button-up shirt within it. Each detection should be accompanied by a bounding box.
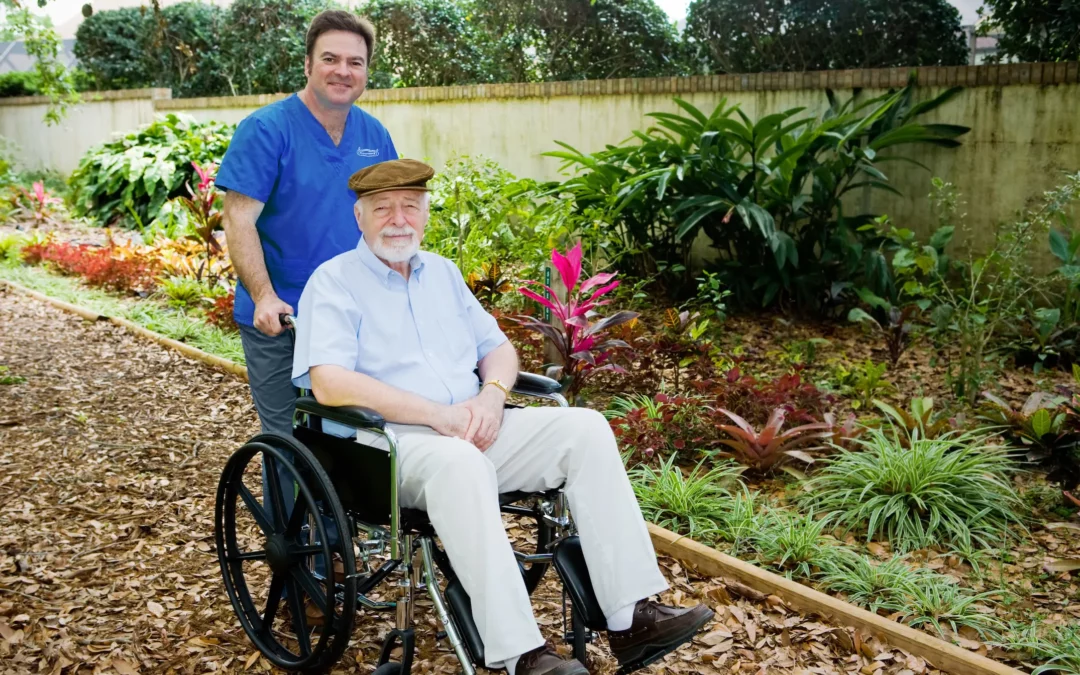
[291,236,508,406]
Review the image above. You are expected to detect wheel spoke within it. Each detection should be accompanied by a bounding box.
[291,545,327,556]
[285,576,312,657]
[262,572,286,630]
[284,495,309,538]
[235,479,274,534]
[228,550,268,562]
[292,565,331,618]
[263,455,289,533]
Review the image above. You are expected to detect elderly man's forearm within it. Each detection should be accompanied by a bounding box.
[310,364,443,426]
[478,341,519,386]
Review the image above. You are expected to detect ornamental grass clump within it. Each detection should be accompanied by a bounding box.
[628,455,742,542]
[752,509,841,580]
[801,426,1024,552]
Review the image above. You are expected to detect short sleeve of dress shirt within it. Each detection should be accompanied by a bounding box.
[450,261,507,361]
[291,266,362,389]
[215,116,282,203]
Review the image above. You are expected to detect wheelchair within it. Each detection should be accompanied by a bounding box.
[213,352,618,674]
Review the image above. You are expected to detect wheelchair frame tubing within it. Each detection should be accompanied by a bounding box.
[421,537,476,675]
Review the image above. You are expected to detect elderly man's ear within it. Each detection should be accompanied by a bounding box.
[353,201,363,229]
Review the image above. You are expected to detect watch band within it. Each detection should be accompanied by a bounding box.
[483,379,511,397]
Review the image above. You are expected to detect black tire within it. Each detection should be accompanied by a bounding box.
[215,433,357,674]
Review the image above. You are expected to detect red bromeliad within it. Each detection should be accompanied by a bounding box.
[714,407,833,475]
[516,242,638,399]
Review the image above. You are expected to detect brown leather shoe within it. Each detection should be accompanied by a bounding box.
[607,600,714,669]
[515,642,589,675]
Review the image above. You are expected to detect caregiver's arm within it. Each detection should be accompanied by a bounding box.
[309,365,471,438]
[222,191,291,336]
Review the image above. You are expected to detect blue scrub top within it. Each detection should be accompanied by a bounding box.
[216,93,398,326]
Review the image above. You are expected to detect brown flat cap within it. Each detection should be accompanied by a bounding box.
[348,158,435,198]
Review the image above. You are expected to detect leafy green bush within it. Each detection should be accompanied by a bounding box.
[0,71,40,97]
[547,87,968,305]
[144,2,229,98]
[69,114,234,229]
[74,7,155,91]
[801,426,1024,551]
[219,0,330,96]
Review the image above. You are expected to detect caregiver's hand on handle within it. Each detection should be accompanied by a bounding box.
[253,295,293,336]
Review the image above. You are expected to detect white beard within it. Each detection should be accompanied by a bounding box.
[369,229,420,263]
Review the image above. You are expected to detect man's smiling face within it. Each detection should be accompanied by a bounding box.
[305,30,369,109]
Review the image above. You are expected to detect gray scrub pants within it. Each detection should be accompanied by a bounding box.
[238,323,297,436]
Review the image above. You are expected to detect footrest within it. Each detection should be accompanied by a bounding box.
[552,536,607,631]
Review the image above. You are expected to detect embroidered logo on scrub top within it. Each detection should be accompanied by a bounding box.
[357,148,380,157]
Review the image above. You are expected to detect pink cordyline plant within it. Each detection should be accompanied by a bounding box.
[20,182,63,226]
[176,161,224,286]
[516,242,638,400]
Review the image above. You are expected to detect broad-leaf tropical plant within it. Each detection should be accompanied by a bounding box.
[515,242,638,399]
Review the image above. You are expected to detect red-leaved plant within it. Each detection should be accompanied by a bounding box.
[175,161,225,287]
[516,242,638,399]
[714,407,833,476]
[17,182,63,227]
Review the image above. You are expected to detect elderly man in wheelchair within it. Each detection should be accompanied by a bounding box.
[214,159,712,675]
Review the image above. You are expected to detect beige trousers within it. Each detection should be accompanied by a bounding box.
[368,406,669,667]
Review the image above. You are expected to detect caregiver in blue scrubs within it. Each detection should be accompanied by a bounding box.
[217,10,397,435]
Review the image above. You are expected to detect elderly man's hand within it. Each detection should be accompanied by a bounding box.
[461,386,506,451]
[433,405,473,440]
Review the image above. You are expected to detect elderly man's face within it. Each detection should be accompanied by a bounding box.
[356,190,428,263]
[305,30,369,109]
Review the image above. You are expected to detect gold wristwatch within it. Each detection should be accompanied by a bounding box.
[482,379,511,397]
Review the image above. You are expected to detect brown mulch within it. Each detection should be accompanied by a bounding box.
[0,289,955,675]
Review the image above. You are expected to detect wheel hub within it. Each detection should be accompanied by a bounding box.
[264,534,294,575]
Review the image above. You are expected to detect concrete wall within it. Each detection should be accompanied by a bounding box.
[0,89,170,174]
[3,64,1079,249]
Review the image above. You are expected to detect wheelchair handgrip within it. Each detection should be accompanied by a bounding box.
[279,313,296,330]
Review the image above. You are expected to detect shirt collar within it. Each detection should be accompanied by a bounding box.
[356,235,424,283]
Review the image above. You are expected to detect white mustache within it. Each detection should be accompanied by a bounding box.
[382,228,415,239]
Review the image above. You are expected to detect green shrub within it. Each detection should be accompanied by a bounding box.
[628,454,742,540]
[0,71,40,97]
[0,233,27,263]
[219,0,330,96]
[157,275,207,309]
[74,7,155,91]
[547,87,968,304]
[144,2,230,98]
[69,113,234,228]
[801,426,1024,551]
[714,484,765,554]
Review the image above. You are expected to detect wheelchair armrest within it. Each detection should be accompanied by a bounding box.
[295,395,385,430]
[512,372,563,397]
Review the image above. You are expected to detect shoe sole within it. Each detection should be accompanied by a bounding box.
[614,607,715,675]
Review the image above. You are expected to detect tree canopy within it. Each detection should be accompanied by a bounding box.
[978,0,1080,63]
[683,0,968,73]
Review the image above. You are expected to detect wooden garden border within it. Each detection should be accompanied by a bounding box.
[1,278,1025,675]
